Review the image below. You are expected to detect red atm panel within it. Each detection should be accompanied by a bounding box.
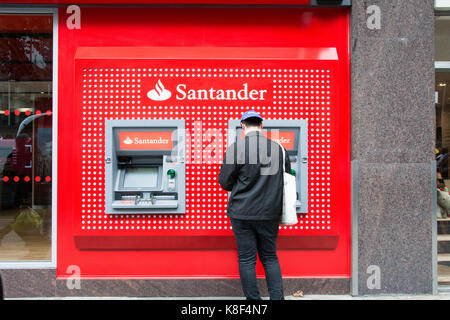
[57,6,350,278]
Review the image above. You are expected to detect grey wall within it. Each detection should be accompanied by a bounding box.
[351,0,436,295]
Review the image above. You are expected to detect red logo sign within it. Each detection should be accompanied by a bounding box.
[264,131,295,150]
[142,78,269,106]
[118,131,173,150]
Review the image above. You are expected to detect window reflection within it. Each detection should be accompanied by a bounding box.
[436,16,450,61]
[0,14,52,261]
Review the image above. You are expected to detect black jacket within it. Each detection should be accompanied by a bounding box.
[218,131,291,220]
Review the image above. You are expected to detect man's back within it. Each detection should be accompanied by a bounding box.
[218,131,291,220]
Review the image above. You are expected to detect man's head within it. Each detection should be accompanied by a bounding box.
[240,110,263,135]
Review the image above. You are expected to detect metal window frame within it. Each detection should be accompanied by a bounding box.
[0,6,58,269]
[436,61,450,71]
[436,0,450,10]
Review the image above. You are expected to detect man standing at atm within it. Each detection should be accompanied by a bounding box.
[218,110,291,300]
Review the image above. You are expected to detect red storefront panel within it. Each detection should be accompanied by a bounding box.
[57,6,350,278]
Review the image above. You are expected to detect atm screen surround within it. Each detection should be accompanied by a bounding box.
[105,119,186,214]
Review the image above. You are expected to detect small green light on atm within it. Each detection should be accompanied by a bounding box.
[291,169,296,176]
[167,169,176,179]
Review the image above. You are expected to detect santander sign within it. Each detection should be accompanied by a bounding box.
[147,80,267,102]
[118,131,173,150]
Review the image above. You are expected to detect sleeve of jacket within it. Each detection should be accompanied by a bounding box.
[218,143,239,192]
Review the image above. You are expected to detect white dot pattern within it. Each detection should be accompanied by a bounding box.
[78,64,334,234]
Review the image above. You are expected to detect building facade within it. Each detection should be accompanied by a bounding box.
[0,0,439,298]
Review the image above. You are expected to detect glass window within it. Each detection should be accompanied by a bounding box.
[436,15,450,61]
[0,14,53,261]
[436,71,450,179]
[436,69,450,285]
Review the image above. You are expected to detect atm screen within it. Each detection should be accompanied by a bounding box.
[123,167,158,188]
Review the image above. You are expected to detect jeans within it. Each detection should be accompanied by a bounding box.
[230,218,284,300]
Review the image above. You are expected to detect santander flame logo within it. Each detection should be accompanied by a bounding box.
[123,136,133,145]
[147,79,172,101]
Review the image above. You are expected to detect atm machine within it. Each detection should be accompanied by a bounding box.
[228,119,308,213]
[104,119,185,214]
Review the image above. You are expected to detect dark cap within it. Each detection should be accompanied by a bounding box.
[240,110,263,122]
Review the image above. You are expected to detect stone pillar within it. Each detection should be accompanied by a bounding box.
[351,0,436,295]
